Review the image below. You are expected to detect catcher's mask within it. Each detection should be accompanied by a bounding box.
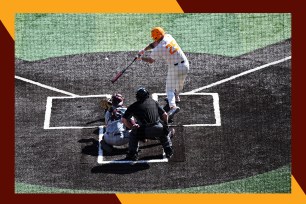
[151,27,165,42]
[136,87,149,101]
[112,93,124,106]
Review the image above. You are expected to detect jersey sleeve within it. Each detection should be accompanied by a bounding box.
[122,106,133,119]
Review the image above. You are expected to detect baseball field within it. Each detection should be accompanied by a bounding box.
[15,13,291,193]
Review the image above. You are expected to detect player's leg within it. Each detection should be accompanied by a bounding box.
[176,62,189,101]
[125,130,139,161]
[166,66,180,120]
[166,67,177,108]
[158,126,173,159]
[101,133,114,153]
[145,124,173,159]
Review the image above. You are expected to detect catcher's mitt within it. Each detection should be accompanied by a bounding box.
[100,98,112,110]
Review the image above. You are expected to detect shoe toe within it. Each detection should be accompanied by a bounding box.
[168,107,180,120]
[164,147,173,159]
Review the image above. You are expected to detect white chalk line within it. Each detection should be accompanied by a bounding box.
[43,95,111,130]
[98,126,104,164]
[98,159,169,165]
[43,97,53,129]
[15,75,79,97]
[47,93,221,129]
[152,92,221,126]
[186,56,291,93]
[97,126,168,164]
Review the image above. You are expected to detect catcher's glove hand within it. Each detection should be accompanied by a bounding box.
[100,98,112,110]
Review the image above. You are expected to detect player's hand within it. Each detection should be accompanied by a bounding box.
[136,54,142,61]
[132,124,140,130]
[138,49,145,56]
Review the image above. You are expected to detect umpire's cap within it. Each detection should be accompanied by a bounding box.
[136,87,149,101]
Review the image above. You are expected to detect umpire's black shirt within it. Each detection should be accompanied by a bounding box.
[123,98,165,125]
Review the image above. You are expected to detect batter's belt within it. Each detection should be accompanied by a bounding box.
[174,60,185,66]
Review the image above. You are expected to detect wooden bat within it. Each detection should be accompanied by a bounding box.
[111,57,137,83]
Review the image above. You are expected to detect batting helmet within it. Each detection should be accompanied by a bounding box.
[111,93,124,106]
[151,27,165,41]
[136,87,149,101]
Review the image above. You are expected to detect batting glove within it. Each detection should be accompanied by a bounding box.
[136,55,142,61]
[138,49,145,56]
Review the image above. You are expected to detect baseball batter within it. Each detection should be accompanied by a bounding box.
[137,27,189,120]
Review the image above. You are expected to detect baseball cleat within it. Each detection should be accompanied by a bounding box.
[164,146,173,159]
[124,152,138,161]
[168,118,174,123]
[168,106,180,121]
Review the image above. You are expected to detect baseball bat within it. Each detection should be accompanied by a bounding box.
[111,57,137,83]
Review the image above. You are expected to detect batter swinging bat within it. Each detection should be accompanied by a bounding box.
[111,56,137,83]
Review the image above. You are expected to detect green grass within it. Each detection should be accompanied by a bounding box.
[15,165,291,193]
[15,13,291,61]
[157,165,291,193]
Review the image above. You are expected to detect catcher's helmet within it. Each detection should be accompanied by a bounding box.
[136,87,149,101]
[112,93,124,106]
[151,27,165,41]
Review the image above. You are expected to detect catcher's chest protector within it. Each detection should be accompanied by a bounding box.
[110,107,126,121]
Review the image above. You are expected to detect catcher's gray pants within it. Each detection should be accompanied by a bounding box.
[128,122,172,154]
[104,130,129,146]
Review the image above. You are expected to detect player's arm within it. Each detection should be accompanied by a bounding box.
[161,112,168,124]
[122,117,132,129]
[157,103,168,124]
[122,117,139,129]
[138,56,155,63]
[122,109,139,129]
[138,44,157,63]
[138,41,159,55]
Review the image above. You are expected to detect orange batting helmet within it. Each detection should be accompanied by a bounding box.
[151,27,165,41]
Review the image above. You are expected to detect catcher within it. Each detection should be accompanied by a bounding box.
[100,93,133,153]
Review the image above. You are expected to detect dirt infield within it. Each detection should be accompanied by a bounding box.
[15,40,291,192]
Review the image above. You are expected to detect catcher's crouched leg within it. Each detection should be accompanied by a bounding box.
[100,139,114,153]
